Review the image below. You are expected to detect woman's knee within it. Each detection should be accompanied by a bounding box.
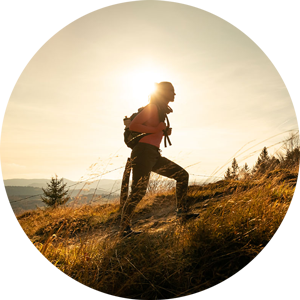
[175,168,189,183]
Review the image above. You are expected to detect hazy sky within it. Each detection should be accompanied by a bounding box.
[0,0,298,182]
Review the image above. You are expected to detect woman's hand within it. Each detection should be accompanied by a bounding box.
[156,122,166,132]
[166,127,172,136]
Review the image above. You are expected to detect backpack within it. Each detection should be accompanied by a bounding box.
[123,105,172,149]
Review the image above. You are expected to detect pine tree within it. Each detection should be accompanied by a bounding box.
[224,167,232,180]
[224,158,239,180]
[41,175,69,207]
[260,147,269,162]
[253,147,270,174]
[231,158,239,179]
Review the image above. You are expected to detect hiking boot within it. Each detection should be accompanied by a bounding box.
[119,226,142,238]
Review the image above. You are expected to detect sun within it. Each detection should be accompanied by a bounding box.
[125,66,168,107]
[132,74,157,100]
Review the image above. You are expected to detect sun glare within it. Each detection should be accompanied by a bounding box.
[125,66,167,107]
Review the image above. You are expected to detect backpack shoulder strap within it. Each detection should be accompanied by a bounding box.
[163,114,172,148]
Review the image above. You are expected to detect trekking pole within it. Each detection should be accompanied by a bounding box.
[120,157,131,209]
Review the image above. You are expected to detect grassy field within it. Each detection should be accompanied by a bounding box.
[16,160,298,299]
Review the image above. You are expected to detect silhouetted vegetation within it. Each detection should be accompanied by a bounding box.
[16,134,299,299]
[41,175,70,207]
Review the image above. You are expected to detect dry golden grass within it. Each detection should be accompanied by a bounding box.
[17,165,298,299]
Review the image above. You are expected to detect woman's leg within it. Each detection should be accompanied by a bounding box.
[152,156,189,212]
[120,143,160,230]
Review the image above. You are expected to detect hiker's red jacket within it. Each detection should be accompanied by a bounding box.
[129,104,165,148]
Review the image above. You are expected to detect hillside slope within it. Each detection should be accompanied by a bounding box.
[16,166,297,299]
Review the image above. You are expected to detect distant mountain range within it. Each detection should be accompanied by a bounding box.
[4,178,122,215]
[4,178,122,191]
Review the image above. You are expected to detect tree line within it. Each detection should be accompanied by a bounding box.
[224,133,300,180]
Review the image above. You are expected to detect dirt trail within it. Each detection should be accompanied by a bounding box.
[67,195,180,243]
[79,193,216,244]
[65,190,222,245]
[132,195,177,233]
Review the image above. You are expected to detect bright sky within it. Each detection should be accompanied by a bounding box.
[0,1,298,182]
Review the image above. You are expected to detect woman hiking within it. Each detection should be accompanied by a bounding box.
[120,82,198,237]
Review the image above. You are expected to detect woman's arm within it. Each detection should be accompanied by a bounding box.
[129,104,166,134]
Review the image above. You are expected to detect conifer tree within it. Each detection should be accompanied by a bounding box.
[224,158,239,180]
[41,175,69,207]
[253,147,270,174]
[224,167,232,180]
[231,158,239,179]
[260,147,269,162]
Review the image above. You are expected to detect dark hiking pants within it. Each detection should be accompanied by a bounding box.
[121,142,189,229]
